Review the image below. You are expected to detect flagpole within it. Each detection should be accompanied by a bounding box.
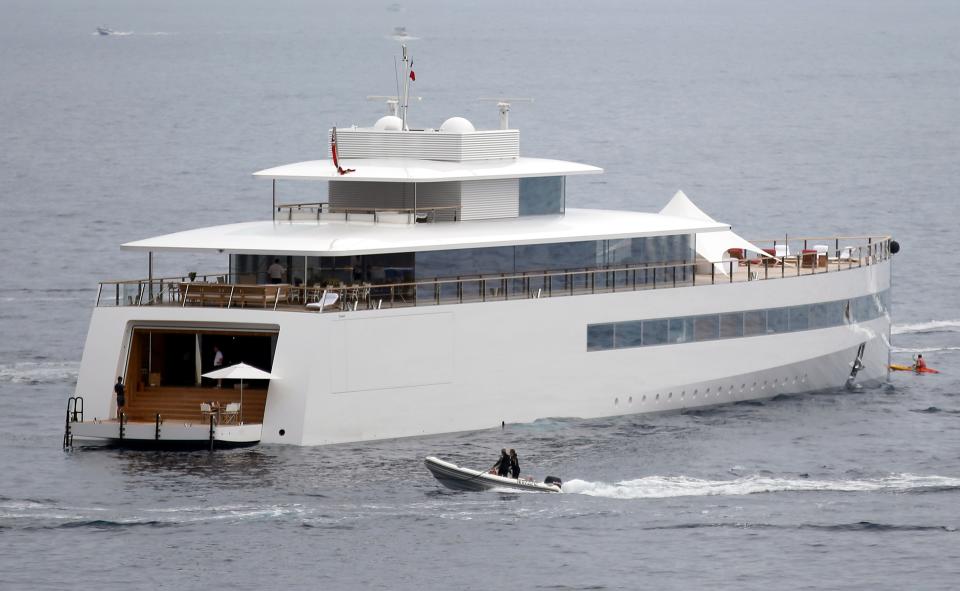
[401,45,410,131]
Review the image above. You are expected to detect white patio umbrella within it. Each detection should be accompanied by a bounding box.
[201,362,277,423]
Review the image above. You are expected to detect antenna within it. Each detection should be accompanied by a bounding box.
[367,96,400,117]
[367,95,422,118]
[478,97,534,130]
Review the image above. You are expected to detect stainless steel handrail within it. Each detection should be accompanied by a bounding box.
[94,236,892,311]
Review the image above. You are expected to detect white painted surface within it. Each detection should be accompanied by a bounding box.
[253,156,601,182]
[121,208,728,256]
[72,261,891,446]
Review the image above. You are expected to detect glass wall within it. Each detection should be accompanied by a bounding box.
[519,176,564,216]
[231,253,414,287]
[586,290,891,352]
[416,235,694,281]
[231,234,694,287]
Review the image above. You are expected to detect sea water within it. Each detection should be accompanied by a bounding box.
[1,0,959,589]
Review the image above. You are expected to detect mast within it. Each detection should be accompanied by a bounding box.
[400,45,411,130]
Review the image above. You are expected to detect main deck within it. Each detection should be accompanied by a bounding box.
[95,235,893,314]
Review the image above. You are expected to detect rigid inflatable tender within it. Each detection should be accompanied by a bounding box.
[424,456,562,493]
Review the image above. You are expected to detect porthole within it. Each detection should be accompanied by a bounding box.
[655,393,660,400]
[693,389,699,397]
[706,387,711,394]
[278,429,286,436]
[668,392,673,399]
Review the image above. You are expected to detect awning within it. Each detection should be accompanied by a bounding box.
[659,190,772,275]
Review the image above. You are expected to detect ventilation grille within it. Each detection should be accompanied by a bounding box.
[333,129,519,161]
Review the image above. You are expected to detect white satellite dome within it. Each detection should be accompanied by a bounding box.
[373,115,403,131]
[439,117,475,133]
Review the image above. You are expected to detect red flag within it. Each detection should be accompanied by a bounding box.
[330,127,355,175]
[409,60,415,82]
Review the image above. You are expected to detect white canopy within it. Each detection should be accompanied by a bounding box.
[122,208,729,256]
[253,157,603,183]
[659,191,772,275]
[201,362,276,425]
[201,362,276,380]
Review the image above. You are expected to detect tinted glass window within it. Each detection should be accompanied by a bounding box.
[789,305,809,331]
[694,315,719,341]
[587,324,615,351]
[743,310,766,336]
[668,318,689,343]
[519,176,564,215]
[614,321,642,348]
[720,313,744,338]
[642,319,669,346]
[767,308,789,333]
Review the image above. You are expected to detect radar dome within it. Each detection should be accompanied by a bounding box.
[373,115,403,131]
[439,117,475,133]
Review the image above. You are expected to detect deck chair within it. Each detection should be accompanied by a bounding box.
[200,402,215,421]
[306,291,339,312]
[220,402,240,424]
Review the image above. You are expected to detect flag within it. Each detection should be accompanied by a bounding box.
[409,60,415,82]
[330,127,355,175]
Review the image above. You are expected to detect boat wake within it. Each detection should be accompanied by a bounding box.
[892,320,960,335]
[561,473,960,499]
[0,361,80,384]
[891,346,960,354]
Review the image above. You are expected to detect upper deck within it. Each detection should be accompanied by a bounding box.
[122,208,729,257]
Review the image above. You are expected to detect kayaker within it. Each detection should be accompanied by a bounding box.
[509,449,520,479]
[492,449,510,477]
[914,354,927,372]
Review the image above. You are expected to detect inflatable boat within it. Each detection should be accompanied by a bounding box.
[424,456,562,493]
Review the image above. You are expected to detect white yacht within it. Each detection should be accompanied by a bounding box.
[65,49,896,447]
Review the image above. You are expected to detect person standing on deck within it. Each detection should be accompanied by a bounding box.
[213,346,224,388]
[114,377,125,419]
[509,449,520,479]
[267,259,286,284]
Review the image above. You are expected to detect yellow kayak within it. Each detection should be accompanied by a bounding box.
[889,364,940,374]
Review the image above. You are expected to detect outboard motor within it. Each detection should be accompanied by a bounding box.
[544,476,563,488]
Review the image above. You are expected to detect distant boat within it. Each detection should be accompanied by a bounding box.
[388,26,419,42]
[96,26,113,36]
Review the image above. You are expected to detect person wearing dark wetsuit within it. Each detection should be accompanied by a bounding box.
[114,376,125,418]
[493,449,510,477]
[509,449,520,479]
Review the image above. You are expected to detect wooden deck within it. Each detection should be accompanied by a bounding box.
[124,386,268,423]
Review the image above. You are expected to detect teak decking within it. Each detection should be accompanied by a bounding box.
[123,386,268,423]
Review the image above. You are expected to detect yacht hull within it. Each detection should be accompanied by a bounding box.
[71,261,891,446]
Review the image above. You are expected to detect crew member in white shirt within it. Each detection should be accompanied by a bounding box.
[266,259,286,284]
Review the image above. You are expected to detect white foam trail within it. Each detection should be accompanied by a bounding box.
[0,361,80,384]
[892,346,960,354]
[562,474,960,499]
[892,320,960,335]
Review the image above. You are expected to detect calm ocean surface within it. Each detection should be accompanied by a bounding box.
[2,1,959,589]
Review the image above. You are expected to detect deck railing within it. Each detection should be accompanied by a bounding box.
[95,236,892,311]
[276,202,461,223]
